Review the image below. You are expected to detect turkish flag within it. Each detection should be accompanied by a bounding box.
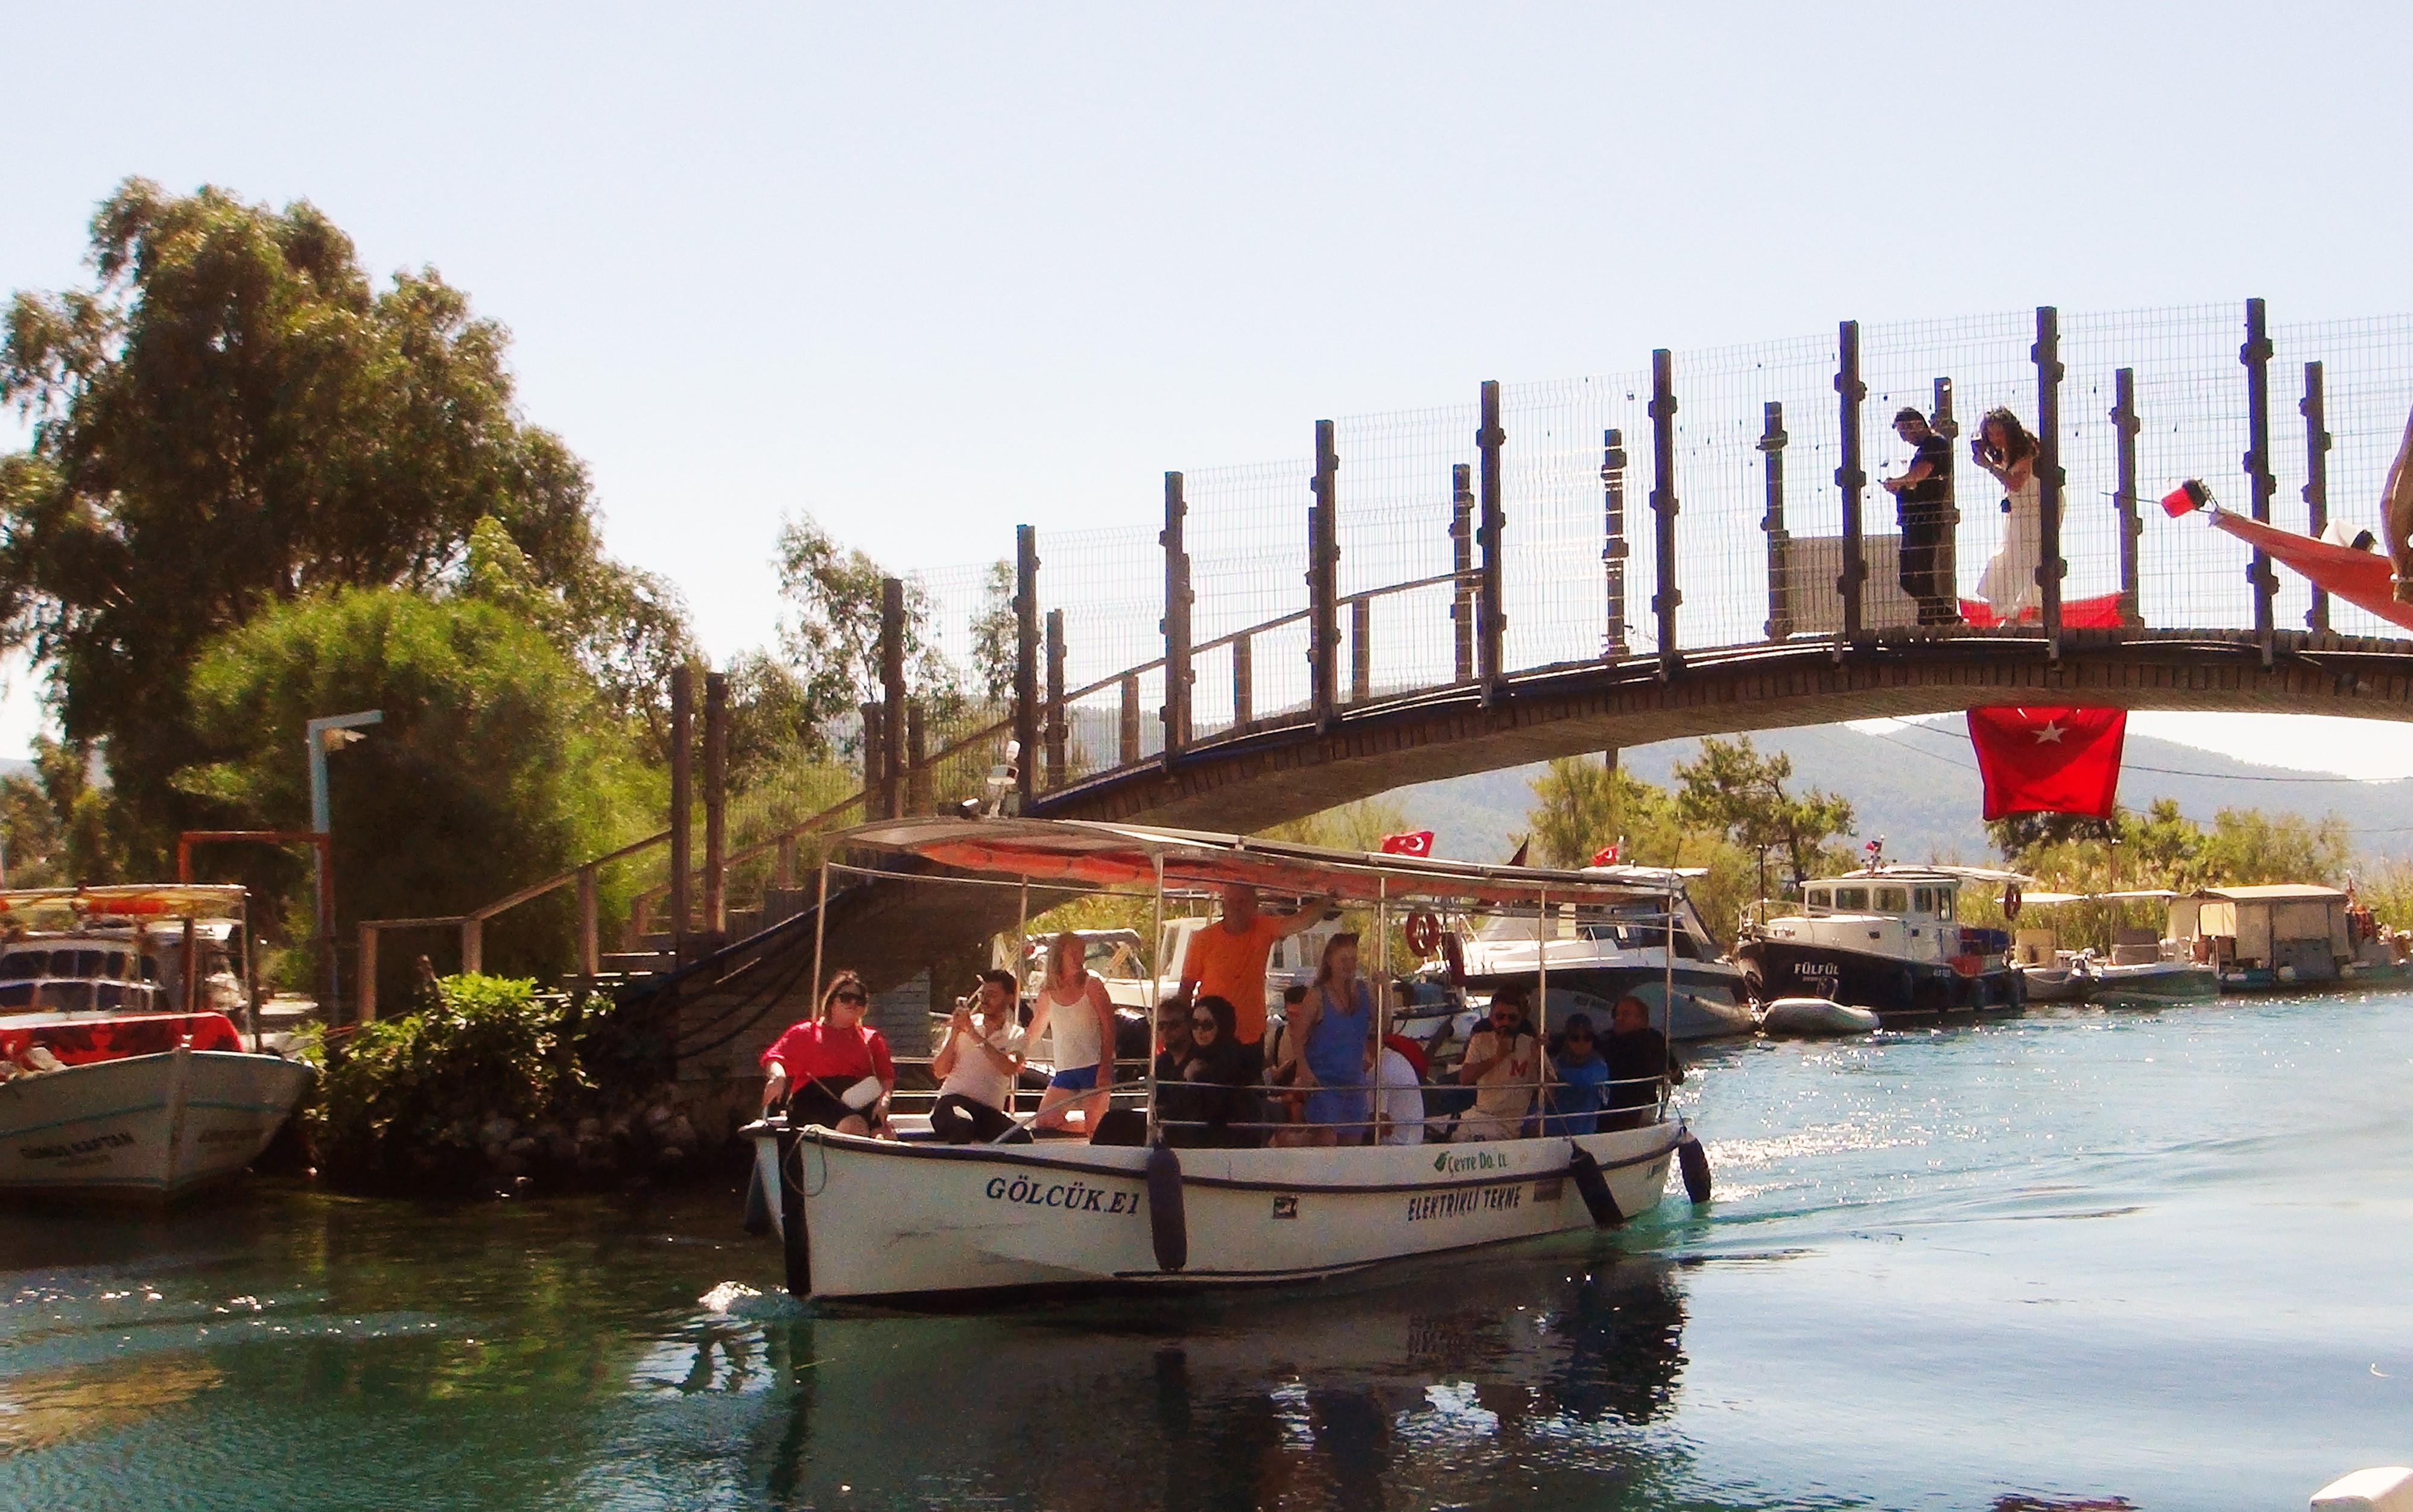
[1378,830,1435,857]
[1590,842,1622,866]
[1965,706,2127,820]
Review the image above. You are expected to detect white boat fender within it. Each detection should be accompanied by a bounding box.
[1146,1141,1187,1272]
[776,1124,811,1298]
[2311,1466,2413,1511]
[1678,1132,1713,1204]
[1566,1143,1623,1227]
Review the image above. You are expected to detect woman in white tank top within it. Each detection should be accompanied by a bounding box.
[1027,931,1120,1137]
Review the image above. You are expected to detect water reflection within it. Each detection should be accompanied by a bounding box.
[732,1248,1692,1511]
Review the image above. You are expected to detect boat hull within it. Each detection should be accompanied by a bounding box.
[1737,937,2021,1018]
[1467,964,1758,1040]
[0,1048,313,1200]
[2087,960,2220,1008]
[749,1120,1685,1303]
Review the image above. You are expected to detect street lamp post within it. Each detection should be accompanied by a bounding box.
[307,709,382,1020]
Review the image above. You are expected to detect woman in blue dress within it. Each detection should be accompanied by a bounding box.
[1293,932,1376,1146]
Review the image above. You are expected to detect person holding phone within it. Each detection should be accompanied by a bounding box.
[760,969,896,1137]
[1881,405,1959,625]
[1970,407,2052,619]
[930,970,1029,1143]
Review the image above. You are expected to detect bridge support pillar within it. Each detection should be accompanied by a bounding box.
[1044,609,1067,789]
[1758,402,1790,641]
[907,701,929,815]
[1477,381,1507,701]
[1350,598,1372,703]
[2302,360,2332,633]
[2033,306,2067,647]
[1310,422,1340,730]
[882,577,908,818]
[1647,352,1681,672]
[2242,297,2279,650]
[1161,473,1192,757]
[1451,463,1475,682]
[1013,531,1038,811]
[1232,634,1253,728]
[2113,367,2143,627]
[1603,428,1629,657]
[1118,674,1141,766]
[1833,321,1868,642]
[669,665,692,954]
[1931,376,1962,621]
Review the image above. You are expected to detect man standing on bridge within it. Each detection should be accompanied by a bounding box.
[1882,405,1959,626]
[1179,882,1336,1079]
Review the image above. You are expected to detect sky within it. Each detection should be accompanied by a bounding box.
[5,2,2412,776]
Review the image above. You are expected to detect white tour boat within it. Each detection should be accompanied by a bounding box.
[0,885,314,1200]
[747,818,1709,1306]
[1450,867,1757,1042]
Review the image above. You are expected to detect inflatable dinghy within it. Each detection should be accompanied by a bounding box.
[1760,997,1881,1037]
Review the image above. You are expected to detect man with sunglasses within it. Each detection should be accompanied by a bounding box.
[1452,984,1546,1142]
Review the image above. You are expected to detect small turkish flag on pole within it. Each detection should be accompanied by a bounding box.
[1965,707,2128,820]
[1589,841,1622,867]
[1378,830,1435,858]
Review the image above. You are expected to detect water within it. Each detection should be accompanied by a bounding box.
[5,993,2410,1511]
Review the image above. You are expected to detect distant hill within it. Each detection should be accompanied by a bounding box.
[1391,718,2408,866]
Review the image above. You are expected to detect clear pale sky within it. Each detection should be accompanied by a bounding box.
[5,3,2411,776]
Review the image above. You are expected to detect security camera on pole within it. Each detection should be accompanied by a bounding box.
[306,709,382,1019]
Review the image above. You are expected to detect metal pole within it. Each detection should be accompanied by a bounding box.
[2113,367,2143,628]
[1602,427,1630,657]
[1648,351,1682,670]
[2303,360,2332,632]
[304,708,381,1021]
[1758,402,1791,641]
[1146,855,1164,1142]
[1310,422,1340,730]
[1374,875,1389,1146]
[1477,381,1506,700]
[703,669,728,935]
[1451,463,1476,682]
[1161,474,1191,756]
[2242,297,2278,643]
[1535,885,1549,1115]
[811,860,829,1020]
[669,667,693,953]
[1834,321,1867,640]
[2033,305,2067,642]
[1013,532,1038,809]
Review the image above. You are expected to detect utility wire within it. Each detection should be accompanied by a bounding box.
[1873,719,2393,784]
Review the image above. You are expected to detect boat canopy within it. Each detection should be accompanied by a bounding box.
[0,885,247,931]
[836,817,1675,908]
[2020,888,2178,906]
[2183,884,2347,902]
[1825,864,2035,885]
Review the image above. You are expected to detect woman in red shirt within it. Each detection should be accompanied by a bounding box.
[760,970,896,1136]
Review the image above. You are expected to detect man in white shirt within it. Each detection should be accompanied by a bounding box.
[930,970,1029,1143]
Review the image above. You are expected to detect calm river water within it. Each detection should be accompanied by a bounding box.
[5,992,2409,1510]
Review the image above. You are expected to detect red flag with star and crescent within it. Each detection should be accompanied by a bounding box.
[1965,707,2128,820]
[1378,830,1435,858]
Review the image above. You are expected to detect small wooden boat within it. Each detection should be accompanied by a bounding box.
[0,886,312,1200]
[746,817,1710,1306]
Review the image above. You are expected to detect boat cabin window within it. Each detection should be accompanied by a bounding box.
[0,951,39,981]
[140,955,159,982]
[1913,887,1934,913]
[1806,888,1830,912]
[1834,887,1869,911]
[1876,887,1909,913]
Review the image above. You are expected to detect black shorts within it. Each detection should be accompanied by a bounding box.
[784,1079,865,1130]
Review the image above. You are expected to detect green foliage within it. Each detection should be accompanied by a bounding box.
[174,586,654,992]
[0,179,684,871]
[967,559,1017,704]
[1673,736,1857,887]
[773,513,964,754]
[1521,758,1761,944]
[1257,796,1413,853]
[315,973,660,1188]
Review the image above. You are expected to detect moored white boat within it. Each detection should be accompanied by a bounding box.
[0,1036,313,1197]
[753,816,1709,1305]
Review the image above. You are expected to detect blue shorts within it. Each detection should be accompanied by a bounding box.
[1048,1064,1100,1091]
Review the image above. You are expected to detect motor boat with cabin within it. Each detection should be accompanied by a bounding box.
[1735,865,2026,1018]
[2162,884,2410,993]
[2008,889,2219,1008]
[0,885,314,1199]
[1449,866,1757,1042]
[746,817,1710,1305]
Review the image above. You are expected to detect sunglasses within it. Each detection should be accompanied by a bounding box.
[1190,1016,1218,1031]
[831,991,866,1005]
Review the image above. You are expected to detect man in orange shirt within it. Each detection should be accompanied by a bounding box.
[1178,882,1335,1075]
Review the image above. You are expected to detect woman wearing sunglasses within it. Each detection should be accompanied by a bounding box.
[1172,994,1256,1147]
[759,970,897,1137]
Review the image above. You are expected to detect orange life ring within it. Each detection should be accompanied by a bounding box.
[1404,911,1442,958]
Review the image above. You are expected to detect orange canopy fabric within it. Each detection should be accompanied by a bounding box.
[837,817,1669,908]
[2199,508,2413,634]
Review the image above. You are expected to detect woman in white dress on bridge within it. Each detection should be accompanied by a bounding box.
[1971,407,2054,619]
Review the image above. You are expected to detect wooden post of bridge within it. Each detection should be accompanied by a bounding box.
[668,665,692,955]
[703,669,728,935]
[1118,674,1141,764]
[1647,352,1681,672]
[1161,474,1192,758]
[906,701,929,815]
[2241,298,2279,651]
[2113,367,2143,627]
[2302,360,2332,633]
[1834,321,1868,641]
[1044,608,1067,789]
[576,863,599,977]
[1758,401,1791,641]
[1350,598,1371,703]
[859,700,884,820]
[1013,528,1038,811]
[1477,381,1507,701]
[1310,422,1341,730]
[1232,634,1253,728]
[1602,428,1630,657]
[882,576,908,818]
[2033,305,2067,647]
[1932,376,1962,622]
[1450,463,1476,682]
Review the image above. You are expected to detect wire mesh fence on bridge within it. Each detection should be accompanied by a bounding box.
[905,301,2413,790]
